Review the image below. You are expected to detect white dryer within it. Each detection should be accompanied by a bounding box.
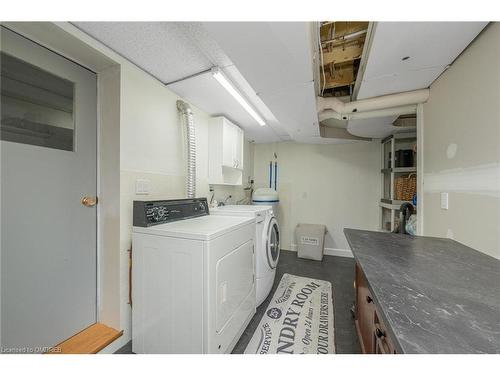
[132,198,256,354]
[211,205,280,306]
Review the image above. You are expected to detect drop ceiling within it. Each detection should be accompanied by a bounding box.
[74,22,213,83]
[74,21,489,143]
[356,22,488,100]
[201,22,321,143]
[72,21,299,143]
[344,21,488,139]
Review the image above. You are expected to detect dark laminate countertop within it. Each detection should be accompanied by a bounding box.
[344,229,500,354]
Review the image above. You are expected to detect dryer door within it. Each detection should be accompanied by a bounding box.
[266,216,280,269]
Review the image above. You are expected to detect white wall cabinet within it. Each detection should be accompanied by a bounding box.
[209,116,244,185]
[222,119,243,169]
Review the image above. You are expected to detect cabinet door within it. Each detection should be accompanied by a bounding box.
[234,126,244,169]
[355,264,376,353]
[222,120,235,168]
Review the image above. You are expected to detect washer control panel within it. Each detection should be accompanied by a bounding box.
[133,198,209,227]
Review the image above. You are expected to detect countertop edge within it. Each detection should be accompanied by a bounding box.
[344,228,406,354]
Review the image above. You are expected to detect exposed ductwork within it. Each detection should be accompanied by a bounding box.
[317,89,429,120]
[318,104,419,123]
[317,89,429,141]
[177,100,196,198]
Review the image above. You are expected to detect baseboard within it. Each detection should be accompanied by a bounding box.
[287,244,353,258]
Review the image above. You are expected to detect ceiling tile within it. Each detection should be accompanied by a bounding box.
[202,22,314,95]
[73,22,212,83]
[167,71,283,143]
[350,22,487,139]
[358,66,445,98]
[259,81,319,140]
[357,22,487,99]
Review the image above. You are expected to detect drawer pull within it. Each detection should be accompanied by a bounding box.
[366,296,373,303]
[376,328,386,338]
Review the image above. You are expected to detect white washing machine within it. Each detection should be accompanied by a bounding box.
[132,198,256,354]
[211,205,280,306]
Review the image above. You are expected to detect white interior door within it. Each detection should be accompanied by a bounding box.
[1,27,97,351]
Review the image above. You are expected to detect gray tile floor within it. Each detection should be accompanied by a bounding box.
[115,250,360,354]
[231,251,360,354]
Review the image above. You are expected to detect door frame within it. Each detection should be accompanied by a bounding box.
[416,103,424,236]
[1,22,123,335]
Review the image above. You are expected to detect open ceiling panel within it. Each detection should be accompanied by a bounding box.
[319,21,369,97]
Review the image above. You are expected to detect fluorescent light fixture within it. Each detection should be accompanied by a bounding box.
[211,67,266,126]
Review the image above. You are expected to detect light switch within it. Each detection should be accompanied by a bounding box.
[135,179,150,195]
[440,192,449,210]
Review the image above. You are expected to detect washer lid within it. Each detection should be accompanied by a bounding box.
[133,215,254,241]
[212,205,273,213]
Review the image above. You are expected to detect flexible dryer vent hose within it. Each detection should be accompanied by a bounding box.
[176,100,196,198]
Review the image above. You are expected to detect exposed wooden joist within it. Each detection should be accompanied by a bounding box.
[319,21,369,93]
[322,64,355,89]
[331,21,368,36]
[321,43,363,66]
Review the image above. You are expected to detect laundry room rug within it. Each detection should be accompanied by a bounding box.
[244,273,335,354]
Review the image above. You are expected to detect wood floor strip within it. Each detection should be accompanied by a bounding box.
[47,323,123,354]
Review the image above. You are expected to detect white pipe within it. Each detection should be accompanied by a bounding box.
[318,109,343,122]
[318,105,417,122]
[177,100,196,198]
[317,89,429,117]
[349,105,417,120]
[317,96,345,114]
[321,30,368,45]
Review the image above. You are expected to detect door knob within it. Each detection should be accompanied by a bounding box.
[81,196,98,207]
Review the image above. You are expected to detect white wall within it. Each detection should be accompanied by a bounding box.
[253,141,381,253]
[422,23,500,259]
[118,63,214,349]
[120,62,210,193]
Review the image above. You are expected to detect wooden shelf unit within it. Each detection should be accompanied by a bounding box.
[380,131,417,232]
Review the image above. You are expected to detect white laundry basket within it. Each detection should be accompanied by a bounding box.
[295,223,326,261]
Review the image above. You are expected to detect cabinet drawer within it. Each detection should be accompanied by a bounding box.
[374,307,396,354]
[355,262,397,354]
[355,263,376,353]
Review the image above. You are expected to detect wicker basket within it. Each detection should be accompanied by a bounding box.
[395,173,416,201]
